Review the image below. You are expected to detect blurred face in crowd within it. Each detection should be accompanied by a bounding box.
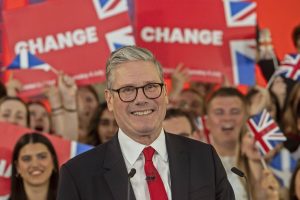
[177,90,204,117]
[206,96,246,149]
[97,108,118,143]
[77,87,99,124]
[163,116,193,138]
[0,99,27,127]
[16,143,54,187]
[29,103,50,133]
[105,61,168,144]
[270,76,286,96]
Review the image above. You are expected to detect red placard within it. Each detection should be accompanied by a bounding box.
[135,0,257,85]
[3,0,134,97]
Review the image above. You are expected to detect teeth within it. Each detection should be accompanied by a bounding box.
[31,170,42,175]
[133,110,152,116]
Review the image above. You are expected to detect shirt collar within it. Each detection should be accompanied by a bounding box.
[118,128,168,165]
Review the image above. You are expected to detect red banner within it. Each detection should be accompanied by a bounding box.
[135,0,257,85]
[3,0,134,97]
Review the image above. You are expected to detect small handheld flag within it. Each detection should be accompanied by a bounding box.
[7,48,52,71]
[247,109,286,156]
[275,53,300,82]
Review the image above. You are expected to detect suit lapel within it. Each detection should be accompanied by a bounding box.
[103,135,136,200]
[166,133,189,200]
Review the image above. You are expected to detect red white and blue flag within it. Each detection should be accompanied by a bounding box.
[276,53,300,82]
[92,0,128,20]
[7,48,51,71]
[247,109,286,155]
[269,148,297,187]
[224,0,257,85]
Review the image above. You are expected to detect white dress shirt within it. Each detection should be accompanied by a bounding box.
[220,156,248,200]
[118,128,172,200]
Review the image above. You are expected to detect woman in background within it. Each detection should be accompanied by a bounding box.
[10,132,59,200]
[85,102,118,146]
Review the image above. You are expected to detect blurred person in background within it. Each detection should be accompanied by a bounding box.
[176,88,205,117]
[28,101,51,133]
[77,85,99,140]
[206,87,280,200]
[0,96,29,127]
[289,162,300,200]
[292,24,300,53]
[85,102,118,146]
[163,108,196,139]
[0,80,7,99]
[10,132,59,200]
[46,72,78,140]
[282,82,300,159]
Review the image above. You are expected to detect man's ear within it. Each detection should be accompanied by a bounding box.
[105,89,114,112]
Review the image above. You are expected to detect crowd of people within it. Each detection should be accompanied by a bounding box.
[0,25,300,199]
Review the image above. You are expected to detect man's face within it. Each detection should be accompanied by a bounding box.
[105,61,168,142]
[206,96,246,148]
[177,91,204,116]
[163,116,193,138]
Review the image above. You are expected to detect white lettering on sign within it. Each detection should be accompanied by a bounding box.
[0,159,11,178]
[141,26,223,46]
[14,26,99,54]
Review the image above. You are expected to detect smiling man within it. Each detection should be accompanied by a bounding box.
[57,46,234,200]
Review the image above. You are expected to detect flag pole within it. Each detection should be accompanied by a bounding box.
[50,66,59,75]
[260,157,268,169]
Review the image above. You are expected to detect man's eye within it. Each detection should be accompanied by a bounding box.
[121,87,135,93]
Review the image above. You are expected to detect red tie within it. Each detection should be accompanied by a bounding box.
[143,146,168,200]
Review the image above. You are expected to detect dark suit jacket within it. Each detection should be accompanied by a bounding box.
[57,133,235,200]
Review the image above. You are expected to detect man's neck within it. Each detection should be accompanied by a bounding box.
[214,142,239,157]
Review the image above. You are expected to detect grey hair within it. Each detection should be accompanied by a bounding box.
[106,46,164,89]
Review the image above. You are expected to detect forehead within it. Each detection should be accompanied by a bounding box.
[209,96,244,110]
[29,104,46,112]
[19,143,50,156]
[179,91,202,102]
[112,61,161,87]
[101,109,114,119]
[0,100,26,112]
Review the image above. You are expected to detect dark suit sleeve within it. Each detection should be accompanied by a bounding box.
[210,146,235,200]
[57,164,81,200]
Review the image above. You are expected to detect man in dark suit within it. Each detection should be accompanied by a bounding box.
[57,46,235,200]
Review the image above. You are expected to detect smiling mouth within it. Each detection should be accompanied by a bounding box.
[221,125,234,132]
[131,110,153,116]
[29,170,43,176]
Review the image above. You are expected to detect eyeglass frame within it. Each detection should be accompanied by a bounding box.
[109,82,165,102]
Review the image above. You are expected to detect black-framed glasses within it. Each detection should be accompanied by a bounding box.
[110,83,164,102]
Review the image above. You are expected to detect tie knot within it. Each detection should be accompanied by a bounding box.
[143,146,155,161]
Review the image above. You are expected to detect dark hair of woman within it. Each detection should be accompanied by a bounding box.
[86,102,109,146]
[10,132,59,200]
[290,161,300,200]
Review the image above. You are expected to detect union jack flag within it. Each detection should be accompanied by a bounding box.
[92,0,135,51]
[276,53,300,81]
[230,39,256,85]
[92,0,128,20]
[247,109,286,155]
[224,0,257,85]
[224,0,257,27]
[105,26,135,52]
[7,48,51,71]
